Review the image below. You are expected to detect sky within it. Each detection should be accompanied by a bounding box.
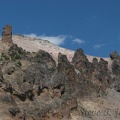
[0,0,120,57]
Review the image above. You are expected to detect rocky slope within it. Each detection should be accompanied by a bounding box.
[0,25,119,120]
[12,35,111,65]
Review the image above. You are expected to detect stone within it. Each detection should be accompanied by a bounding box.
[112,76,120,92]
[6,66,15,75]
[0,70,3,82]
[98,58,108,70]
[9,106,20,116]
[72,48,88,63]
[1,24,13,43]
[110,51,119,60]
[58,53,76,94]
[0,25,120,120]
[93,57,98,65]
[112,59,120,75]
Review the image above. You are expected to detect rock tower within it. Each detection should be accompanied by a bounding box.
[1,24,13,43]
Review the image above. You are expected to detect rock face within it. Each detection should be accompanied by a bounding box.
[72,48,88,63]
[1,24,13,43]
[110,52,120,93]
[0,25,120,120]
[110,51,119,60]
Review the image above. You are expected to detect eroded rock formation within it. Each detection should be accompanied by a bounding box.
[1,24,13,43]
[0,25,120,120]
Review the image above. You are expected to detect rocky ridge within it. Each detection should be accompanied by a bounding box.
[0,25,119,120]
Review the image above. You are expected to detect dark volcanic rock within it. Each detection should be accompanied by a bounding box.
[110,51,119,60]
[0,70,3,82]
[113,76,120,92]
[8,44,27,60]
[0,25,120,120]
[9,106,20,116]
[72,48,88,63]
[93,57,98,65]
[58,53,76,94]
[109,55,120,92]
[99,58,108,71]
[112,57,120,75]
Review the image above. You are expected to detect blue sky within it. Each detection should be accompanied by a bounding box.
[0,0,120,57]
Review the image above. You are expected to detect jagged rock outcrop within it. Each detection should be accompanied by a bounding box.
[58,52,76,94]
[72,48,88,63]
[1,24,13,43]
[110,51,120,93]
[0,25,120,120]
[71,49,113,98]
[2,25,12,43]
[0,46,115,119]
[110,51,119,60]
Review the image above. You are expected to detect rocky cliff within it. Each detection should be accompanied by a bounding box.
[0,25,119,120]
